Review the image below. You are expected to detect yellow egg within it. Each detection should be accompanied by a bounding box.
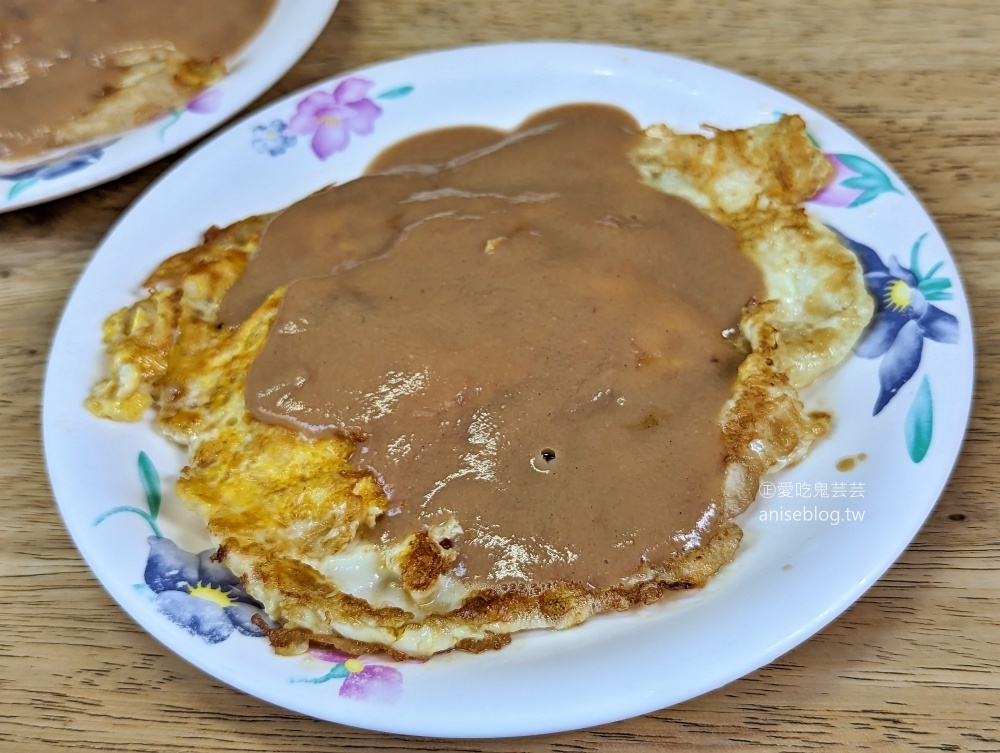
[87,114,872,660]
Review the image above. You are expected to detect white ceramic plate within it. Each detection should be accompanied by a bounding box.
[0,0,337,213]
[43,42,973,737]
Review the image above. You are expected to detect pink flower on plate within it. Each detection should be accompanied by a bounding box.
[287,78,383,160]
[292,647,403,703]
[158,88,222,142]
[187,88,223,114]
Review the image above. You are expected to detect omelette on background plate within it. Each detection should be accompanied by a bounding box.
[0,0,275,165]
[87,108,873,659]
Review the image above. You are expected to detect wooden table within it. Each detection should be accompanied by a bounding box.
[2,1,997,749]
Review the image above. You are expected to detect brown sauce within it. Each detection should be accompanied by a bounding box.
[0,0,275,159]
[225,104,764,588]
[836,452,867,472]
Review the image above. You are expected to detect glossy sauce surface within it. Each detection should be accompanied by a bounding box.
[0,0,274,159]
[225,105,764,588]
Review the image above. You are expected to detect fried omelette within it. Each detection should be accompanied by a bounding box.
[0,0,274,164]
[87,113,873,659]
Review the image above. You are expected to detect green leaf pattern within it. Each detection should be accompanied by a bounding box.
[835,153,901,208]
[905,378,934,463]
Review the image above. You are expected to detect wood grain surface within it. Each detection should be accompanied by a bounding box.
[1,1,997,750]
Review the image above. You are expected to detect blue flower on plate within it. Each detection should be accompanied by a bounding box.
[144,536,273,644]
[835,229,959,414]
[252,119,297,156]
[3,146,107,200]
[2,147,105,182]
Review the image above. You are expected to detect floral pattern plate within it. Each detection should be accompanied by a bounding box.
[0,0,337,213]
[42,43,974,737]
